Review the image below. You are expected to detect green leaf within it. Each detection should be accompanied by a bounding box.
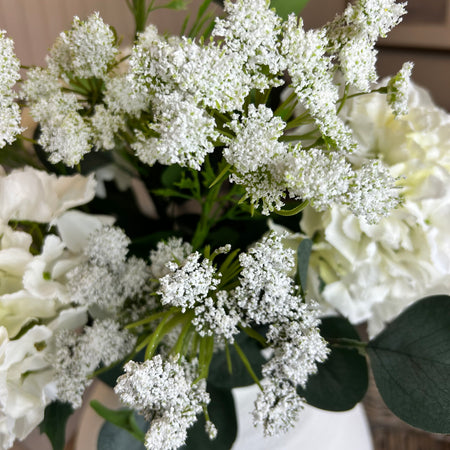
[183,385,237,450]
[97,410,147,450]
[367,295,450,434]
[270,0,310,20]
[207,331,265,389]
[161,164,184,188]
[297,238,312,293]
[90,401,146,442]
[39,401,74,450]
[297,317,369,411]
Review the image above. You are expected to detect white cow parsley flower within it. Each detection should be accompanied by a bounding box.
[149,237,193,279]
[115,355,210,450]
[68,226,149,313]
[212,0,286,90]
[253,379,304,437]
[234,233,297,324]
[386,61,414,116]
[54,319,135,408]
[48,13,118,80]
[132,92,218,170]
[0,30,22,148]
[282,16,356,153]
[158,252,219,309]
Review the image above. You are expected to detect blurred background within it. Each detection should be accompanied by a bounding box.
[1,0,449,449]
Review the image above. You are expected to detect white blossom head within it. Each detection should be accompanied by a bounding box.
[48,13,118,79]
[387,62,414,116]
[0,30,22,148]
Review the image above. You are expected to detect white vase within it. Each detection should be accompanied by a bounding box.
[74,381,373,450]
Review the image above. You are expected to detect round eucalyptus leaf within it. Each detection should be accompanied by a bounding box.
[98,412,147,450]
[368,295,450,434]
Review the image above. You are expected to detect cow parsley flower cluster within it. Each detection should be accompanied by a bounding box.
[67,225,150,313]
[115,355,210,450]
[21,13,123,166]
[326,0,407,91]
[0,31,22,149]
[54,319,135,408]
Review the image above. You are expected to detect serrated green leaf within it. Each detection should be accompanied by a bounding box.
[298,317,368,411]
[39,401,74,450]
[367,295,450,434]
[182,385,237,450]
[90,401,146,442]
[270,0,311,20]
[297,238,312,293]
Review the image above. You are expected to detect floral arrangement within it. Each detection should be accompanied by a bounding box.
[0,0,449,449]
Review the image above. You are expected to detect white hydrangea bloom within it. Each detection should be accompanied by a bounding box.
[132,92,218,170]
[54,319,135,408]
[213,0,286,90]
[115,355,210,450]
[48,13,118,79]
[387,61,414,116]
[282,16,356,153]
[0,30,22,148]
[302,82,450,336]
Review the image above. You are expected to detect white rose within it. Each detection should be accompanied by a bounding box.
[302,83,450,337]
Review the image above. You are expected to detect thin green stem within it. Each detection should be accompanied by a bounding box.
[125,310,169,329]
[240,326,268,348]
[233,341,263,390]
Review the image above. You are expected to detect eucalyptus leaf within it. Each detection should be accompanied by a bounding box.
[39,401,74,450]
[183,385,237,449]
[90,400,146,442]
[297,317,368,411]
[367,295,450,434]
[297,238,312,293]
[97,410,147,450]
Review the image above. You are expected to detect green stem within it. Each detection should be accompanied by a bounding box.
[239,326,268,348]
[125,310,169,329]
[225,341,233,374]
[233,341,263,390]
[329,337,368,356]
[145,313,187,359]
[170,313,194,357]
